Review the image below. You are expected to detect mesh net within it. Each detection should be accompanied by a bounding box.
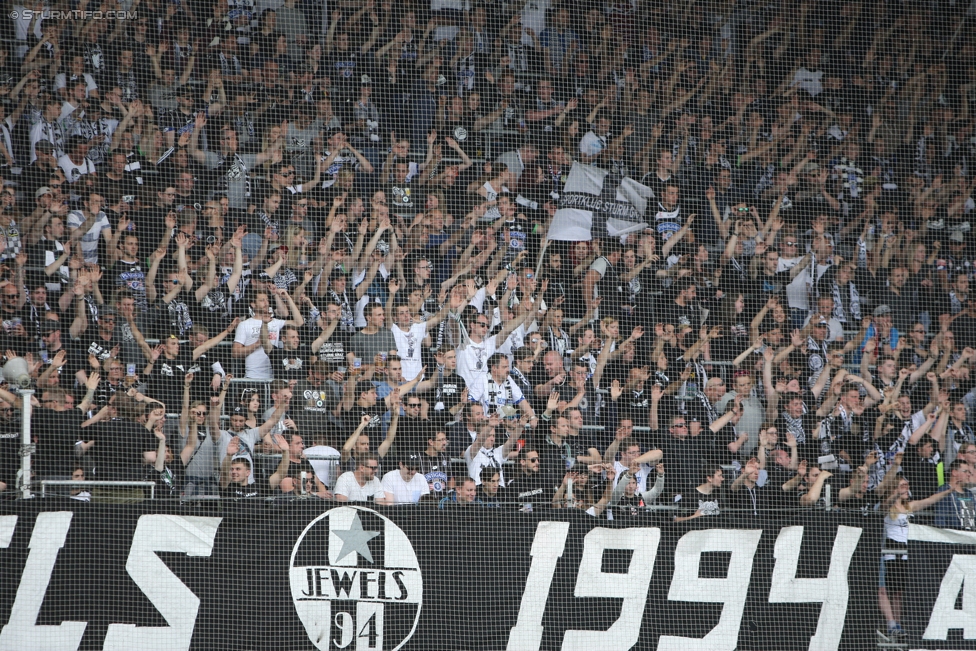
[0,0,975,649]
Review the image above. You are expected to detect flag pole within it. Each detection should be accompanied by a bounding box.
[534,239,550,278]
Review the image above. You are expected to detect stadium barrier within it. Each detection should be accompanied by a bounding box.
[0,501,972,650]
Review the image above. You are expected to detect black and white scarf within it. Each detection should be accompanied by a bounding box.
[781,410,807,445]
[831,280,861,323]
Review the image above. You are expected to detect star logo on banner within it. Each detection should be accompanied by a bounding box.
[334,512,380,563]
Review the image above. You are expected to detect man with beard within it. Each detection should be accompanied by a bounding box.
[504,447,553,507]
[418,429,454,497]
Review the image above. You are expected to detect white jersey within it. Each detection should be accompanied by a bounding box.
[456,334,498,387]
[464,444,509,486]
[391,321,427,380]
[468,374,525,420]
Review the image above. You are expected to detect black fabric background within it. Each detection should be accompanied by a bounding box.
[0,502,892,650]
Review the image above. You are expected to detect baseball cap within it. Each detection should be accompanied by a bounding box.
[35,186,52,199]
[814,316,829,326]
[873,305,892,317]
[950,231,966,243]
[231,406,246,416]
[40,320,61,334]
[99,306,118,318]
[34,140,55,154]
[355,380,375,397]
[403,453,421,470]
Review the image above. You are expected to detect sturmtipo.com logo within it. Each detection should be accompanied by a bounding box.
[290,507,422,650]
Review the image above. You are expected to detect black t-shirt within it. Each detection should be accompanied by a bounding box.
[91,418,156,482]
[282,457,318,493]
[902,449,941,500]
[145,350,200,412]
[504,471,553,505]
[417,450,453,494]
[315,329,351,368]
[32,408,85,478]
[0,420,19,488]
[391,415,434,459]
[431,371,467,422]
[729,482,772,516]
[659,299,701,330]
[268,343,314,381]
[221,482,261,499]
[388,180,416,217]
[656,433,705,497]
[293,379,340,438]
[96,174,140,205]
[750,269,792,305]
[27,238,70,295]
[112,257,150,311]
[343,404,384,441]
[69,331,120,373]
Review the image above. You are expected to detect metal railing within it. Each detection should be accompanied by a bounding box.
[41,480,156,499]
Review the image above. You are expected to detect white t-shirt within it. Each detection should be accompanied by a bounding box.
[456,334,498,387]
[777,256,808,310]
[391,322,427,380]
[334,471,386,502]
[498,323,527,362]
[66,209,111,264]
[234,317,287,379]
[58,155,96,184]
[612,460,652,493]
[380,469,430,503]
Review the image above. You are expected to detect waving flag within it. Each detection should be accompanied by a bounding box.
[547,163,655,241]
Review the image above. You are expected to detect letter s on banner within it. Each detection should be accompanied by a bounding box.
[506,521,570,651]
[0,512,88,651]
[768,525,861,651]
[102,515,222,651]
[561,527,660,651]
[657,529,762,651]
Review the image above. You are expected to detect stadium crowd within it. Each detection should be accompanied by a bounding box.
[0,0,974,633]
